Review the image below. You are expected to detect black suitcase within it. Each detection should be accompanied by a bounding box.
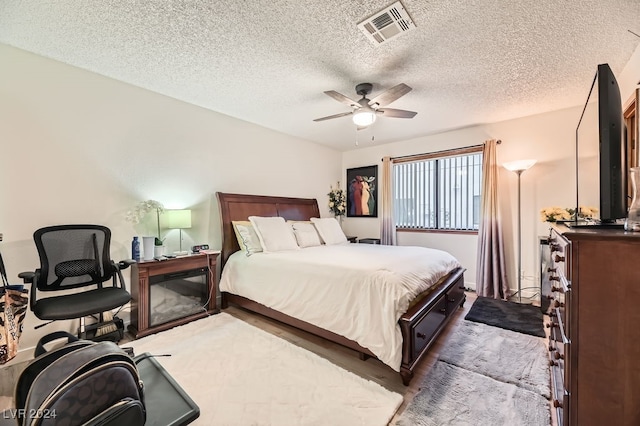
[14,332,145,426]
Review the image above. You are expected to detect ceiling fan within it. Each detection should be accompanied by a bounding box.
[313,82,417,128]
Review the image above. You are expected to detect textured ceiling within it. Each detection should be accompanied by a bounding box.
[1,0,639,151]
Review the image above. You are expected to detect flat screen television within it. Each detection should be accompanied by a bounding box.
[575,63,627,225]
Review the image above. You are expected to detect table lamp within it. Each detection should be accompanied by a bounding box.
[166,209,192,255]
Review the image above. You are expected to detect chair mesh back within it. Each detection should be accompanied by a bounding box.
[34,225,113,291]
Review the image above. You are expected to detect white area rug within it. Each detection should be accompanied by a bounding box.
[438,320,551,398]
[127,313,403,426]
[396,361,551,426]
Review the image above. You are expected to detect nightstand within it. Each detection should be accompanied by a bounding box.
[346,236,357,243]
[359,238,381,244]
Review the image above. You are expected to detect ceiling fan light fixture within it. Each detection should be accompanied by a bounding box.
[352,110,376,127]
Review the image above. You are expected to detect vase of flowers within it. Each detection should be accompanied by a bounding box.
[328,182,346,224]
[540,206,598,223]
[126,200,165,258]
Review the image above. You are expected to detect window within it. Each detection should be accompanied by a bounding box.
[393,147,483,231]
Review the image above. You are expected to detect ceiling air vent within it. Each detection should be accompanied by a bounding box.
[357,1,416,46]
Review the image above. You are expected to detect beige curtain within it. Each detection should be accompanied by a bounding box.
[476,139,510,299]
[380,156,396,245]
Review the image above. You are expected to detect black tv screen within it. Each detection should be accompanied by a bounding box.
[576,63,627,224]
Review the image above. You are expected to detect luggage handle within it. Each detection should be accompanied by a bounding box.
[35,331,80,357]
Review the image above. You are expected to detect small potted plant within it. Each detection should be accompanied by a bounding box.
[126,200,165,258]
[328,182,346,224]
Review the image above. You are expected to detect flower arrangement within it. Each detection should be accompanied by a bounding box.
[568,206,598,219]
[126,200,165,245]
[540,206,598,222]
[328,182,346,217]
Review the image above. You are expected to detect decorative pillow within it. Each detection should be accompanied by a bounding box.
[291,221,323,248]
[232,221,263,256]
[310,217,348,245]
[248,216,300,252]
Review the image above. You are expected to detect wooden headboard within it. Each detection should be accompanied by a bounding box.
[216,192,320,267]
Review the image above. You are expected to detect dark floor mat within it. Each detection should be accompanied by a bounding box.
[464,297,545,337]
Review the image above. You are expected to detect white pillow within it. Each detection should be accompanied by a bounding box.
[291,221,323,248]
[232,221,263,256]
[310,217,348,245]
[248,216,300,252]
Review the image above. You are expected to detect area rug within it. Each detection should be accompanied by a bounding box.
[464,296,545,337]
[395,361,551,426]
[126,313,403,426]
[438,321,550,398]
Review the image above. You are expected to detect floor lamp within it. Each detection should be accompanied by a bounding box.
[503,159,536,302]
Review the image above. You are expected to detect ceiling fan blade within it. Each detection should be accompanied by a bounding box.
[377,108,417,118]
[313,111,353,122]
[324,91,360,107]
[369,83,412,107]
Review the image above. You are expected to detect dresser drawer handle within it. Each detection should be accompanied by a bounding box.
[547,267,557,273]
[554,255,565,262]
[551,286,564,293]
[553,300,564,308]
[549,360,558,367]
[546,321,558,329]
[549,276,560,282]
[548,345,557,352]
[554,352,564,360]
[550,244,563,253]
[417,332,426,339]
[553,399,563,408]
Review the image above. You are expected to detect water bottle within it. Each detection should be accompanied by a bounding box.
[131,236,141,261]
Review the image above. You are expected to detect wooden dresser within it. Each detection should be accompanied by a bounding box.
[542,225,640,426]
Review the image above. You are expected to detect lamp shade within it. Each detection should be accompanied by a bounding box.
[165,209,192,229]
[352,110,376,127]
[503,159,537,172]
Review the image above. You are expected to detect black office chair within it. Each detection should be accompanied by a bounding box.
[19,224,133,340]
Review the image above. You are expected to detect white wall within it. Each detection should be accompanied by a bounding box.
[0,43,341,363]
[341,42,640,295]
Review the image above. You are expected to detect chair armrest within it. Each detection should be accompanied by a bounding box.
[18,271,35,283]
[117,259,136,270]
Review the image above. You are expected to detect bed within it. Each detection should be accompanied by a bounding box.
[216,192,466,385]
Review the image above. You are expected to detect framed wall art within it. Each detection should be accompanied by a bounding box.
[346,165,378,217]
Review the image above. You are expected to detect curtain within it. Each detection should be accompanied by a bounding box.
[380,156,396,245]
[475,139,510,299]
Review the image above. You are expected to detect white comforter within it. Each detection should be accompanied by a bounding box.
[219,244,461,371]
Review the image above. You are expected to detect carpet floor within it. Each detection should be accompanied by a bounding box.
[464,296,545,337]
[439,321,550,398]
[396,312,552,425]
[396,361,551,426]
[126,313,403,426]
